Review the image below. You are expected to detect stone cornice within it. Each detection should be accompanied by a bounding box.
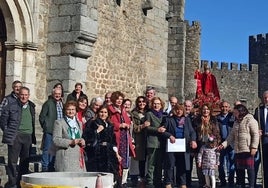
[72,31,97,58]
[5,41,38,50]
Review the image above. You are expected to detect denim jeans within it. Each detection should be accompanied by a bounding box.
[41,133,55,171]
[218,146,235,184]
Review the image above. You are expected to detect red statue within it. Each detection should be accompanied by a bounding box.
[194,65,220,106]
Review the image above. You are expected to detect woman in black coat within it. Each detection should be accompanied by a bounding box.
[161,104,197,188]
[82,105,120,184]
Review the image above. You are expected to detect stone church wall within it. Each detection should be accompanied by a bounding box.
[87,0,169,101]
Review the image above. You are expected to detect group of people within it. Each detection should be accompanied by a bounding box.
[0,81,267,188]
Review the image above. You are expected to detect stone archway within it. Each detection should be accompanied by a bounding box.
[0,9,6,101]
[0,0,38,97]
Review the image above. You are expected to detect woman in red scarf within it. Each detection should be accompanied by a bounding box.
[108,91,136,187]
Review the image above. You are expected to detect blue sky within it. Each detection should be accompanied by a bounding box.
[185,1,268,64]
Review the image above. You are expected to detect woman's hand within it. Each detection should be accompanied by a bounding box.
[143,121,150,128]
[217,144,224,151]
[70,138,85,147]
[69,139,79,147]
[250,148,257,156]
[190,141,197,149]
[78,138,85,147]
[97,125,104,133]
[116,153,122,162]
[169,135,176,143]
[120,123,130,129]
[158,126,166,133]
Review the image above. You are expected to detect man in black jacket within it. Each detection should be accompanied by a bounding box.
[0,80,22,116]
[254,90,268,187]
[0,87,36,188]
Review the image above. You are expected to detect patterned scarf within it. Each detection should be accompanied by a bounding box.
[65,116,80,139]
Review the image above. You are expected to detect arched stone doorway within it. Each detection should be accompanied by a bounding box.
[0,9,6,101]
[0,0,38,100]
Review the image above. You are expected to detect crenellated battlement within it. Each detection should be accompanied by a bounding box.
[249,33,268,44]
[200,60,258,72]
[184,20,201,27]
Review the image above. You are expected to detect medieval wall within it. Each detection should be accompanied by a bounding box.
[249,33,268,98]
[0,0,264,182]
[87,0,169,101]
[166,0,202,102]
[200,61,259,112]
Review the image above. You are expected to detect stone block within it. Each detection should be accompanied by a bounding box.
[24,68,37,84]
[50,56,70,69]
[48,16,71,32]
[49,5,59,16]
[53,0,86,5]
[48,69,70,80]
[14,62,23,77]
[59,4,80,16]
[75,58,88,71]
[69,56,76,69]
[90,8,98,20]
[48,31,79,43]
[71,15,97,35]
[47,43,61,55]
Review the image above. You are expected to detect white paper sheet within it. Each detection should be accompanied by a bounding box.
[166,138,186,152]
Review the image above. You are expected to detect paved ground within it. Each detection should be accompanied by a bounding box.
[126,177,263,188]
[0,162,264,187]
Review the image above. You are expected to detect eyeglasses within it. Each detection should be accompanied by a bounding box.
[138,100,145,103]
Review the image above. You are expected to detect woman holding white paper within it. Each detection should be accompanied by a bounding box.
[161,104,197,188]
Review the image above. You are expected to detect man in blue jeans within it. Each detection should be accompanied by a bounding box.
[39,88,63,172]
[217,101,235,186]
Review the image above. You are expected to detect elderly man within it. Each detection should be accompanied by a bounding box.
[39,88,63,172]
[183,99,197,187]
[216,101,235,186]
[254,90,268,187]
[165,96,178,115]
[0,87,36,188]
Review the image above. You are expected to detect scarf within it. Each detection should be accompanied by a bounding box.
[151,109,163,118]
[176,116,185,127]
[65,116,80,139]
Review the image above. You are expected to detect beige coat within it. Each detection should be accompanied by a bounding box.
[53,118,85,172]
[222,114,259,153]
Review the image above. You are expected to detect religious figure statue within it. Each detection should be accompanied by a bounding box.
[194,64,220,106]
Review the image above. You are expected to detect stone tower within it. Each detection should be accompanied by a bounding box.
[167,0,200,101]
[249,33,268,98]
